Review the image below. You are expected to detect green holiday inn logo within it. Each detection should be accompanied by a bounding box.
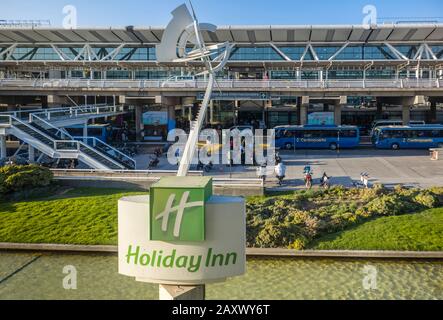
[150,177,213,242]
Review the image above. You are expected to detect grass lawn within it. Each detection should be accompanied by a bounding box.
[310,208,443,251]
[0,187,146,245]
[0,187,442,251]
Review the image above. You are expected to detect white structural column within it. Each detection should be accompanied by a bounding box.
[28,145,35,163]
[0,135,6,159]
[335,96,346,125]
[402,105,411,126]
[300,96,309,125]
[209,100,214,124]
[159,285,205,300]
[135,105,143,142]
[83,121,88,144]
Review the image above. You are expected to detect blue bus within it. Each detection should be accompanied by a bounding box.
[275,125,360,150]
[372,125,443,150]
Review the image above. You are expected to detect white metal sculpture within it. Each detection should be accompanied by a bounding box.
[156,3,233,177]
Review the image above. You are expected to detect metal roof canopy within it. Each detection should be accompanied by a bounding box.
[0,24,443,44]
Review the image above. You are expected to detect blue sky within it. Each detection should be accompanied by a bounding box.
[1,0,442,27]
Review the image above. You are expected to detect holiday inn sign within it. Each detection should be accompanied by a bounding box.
[118,177,246,285]
[149,177,212,242]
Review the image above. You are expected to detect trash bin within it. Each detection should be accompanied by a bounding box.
[430,148,442,161]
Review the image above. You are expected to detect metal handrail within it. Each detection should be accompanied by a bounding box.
[50,168,204,175]
[49,169,264,184]
[30,104,121,121]
[0,107,67,119]
[1,78,442,90]
[3,114,60,151]
[30,113,74,140]
[29,107,137,168]
[77,141,129,169]
[0,114,12,125]
[73,136,136,168]
[3,113,129,169]
[54,140,80,152]
[30,113,134,168]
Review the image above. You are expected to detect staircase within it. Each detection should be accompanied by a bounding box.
[0,106,136,170]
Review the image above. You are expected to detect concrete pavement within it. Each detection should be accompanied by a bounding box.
[135,148,443,190]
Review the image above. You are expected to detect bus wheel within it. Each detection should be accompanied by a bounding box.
[330,143,338,150]
[285,143,293,150]
[438,143,443,148]
[391,143,400,150]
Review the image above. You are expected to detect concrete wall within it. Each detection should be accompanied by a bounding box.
[54,178,264,197]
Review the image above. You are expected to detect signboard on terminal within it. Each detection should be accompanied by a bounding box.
[142,111,168,126]
[308,112,335,125]
[197,92,279,101]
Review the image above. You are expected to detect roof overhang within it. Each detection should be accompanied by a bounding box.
[0,24,443,44]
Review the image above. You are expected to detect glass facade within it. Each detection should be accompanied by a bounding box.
[0,46,157,61]
[335,46,363,60]
[395,45,420,59]
[313,46,341,60]
[271,71,297,80]
[10,47,61,60]
[431,46,443,59]
[279,47,310,60]
[0,43,442,82]
[229,46,283,61]
[364,45,396,60]
[2,44,443,62]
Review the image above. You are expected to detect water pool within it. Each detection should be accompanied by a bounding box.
[0,252,441,300]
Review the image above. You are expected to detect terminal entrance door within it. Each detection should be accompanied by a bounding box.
[238,111,264,128]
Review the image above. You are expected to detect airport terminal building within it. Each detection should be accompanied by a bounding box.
[1,23,443,141]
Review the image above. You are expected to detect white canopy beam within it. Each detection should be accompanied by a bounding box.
[100,44,125,61]
[328,42,349,61]
[424,43,437,60]
[300,43,310,62]
[0,43,17,60]
[384,42,408,61]
[308,44,319,61]
[269,42,292,61]
[50,44,71,61]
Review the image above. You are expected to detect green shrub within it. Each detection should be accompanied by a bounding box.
[0,165,53,194]
[246,186,442,248]
[288,237,308,250]
[413,192,439,208]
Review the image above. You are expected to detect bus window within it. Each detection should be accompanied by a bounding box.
[276,129,286,138]
[391,130,405,138]
[340,130,357,138]
[284,130,294,138]
[303,131,315,138]
[431,130,443,137]
[324,130,338,138]
[381,131,391,139]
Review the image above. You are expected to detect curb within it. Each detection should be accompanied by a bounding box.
[1,243,442,259]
